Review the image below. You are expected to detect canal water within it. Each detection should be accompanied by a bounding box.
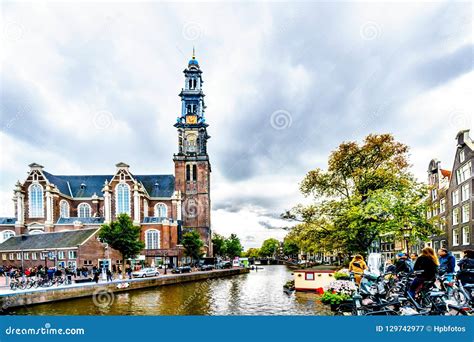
[10,265,332,315]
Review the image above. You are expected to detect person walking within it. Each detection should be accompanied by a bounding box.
[349,255,368,285]
[106,268,113,282]
[408,247,439,299]
[93,266,100,283]
[126,265,132,279]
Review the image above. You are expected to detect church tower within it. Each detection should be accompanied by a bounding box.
[174,50,212,256]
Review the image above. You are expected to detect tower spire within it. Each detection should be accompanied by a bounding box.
[192,46,195,59]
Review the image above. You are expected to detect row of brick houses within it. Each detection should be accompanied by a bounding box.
[426,129,473,259]
[371,129,473,262]
[0,53,213,270]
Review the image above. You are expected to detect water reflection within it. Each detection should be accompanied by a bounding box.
[11,266,332,316]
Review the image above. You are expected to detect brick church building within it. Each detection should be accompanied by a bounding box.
[0,52,212,269]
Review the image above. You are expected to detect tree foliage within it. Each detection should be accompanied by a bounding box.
[225,233,243,259]
[285,134,440,256]
[212,233,227,257]
[182,229,204,263]
[99,214,145,265]
[259,238,280,257]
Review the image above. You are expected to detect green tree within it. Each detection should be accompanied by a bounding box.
[283,238,299,257]
[212,233,227,257]
[225,233,243,259]
[182,229,204,264]
[99,213,145,266]
[286,134,440,256]
[259,238,280,258]
[244,248,260,259]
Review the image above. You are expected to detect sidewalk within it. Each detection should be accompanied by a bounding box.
[0,270,207,296]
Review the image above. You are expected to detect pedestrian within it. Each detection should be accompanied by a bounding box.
[457,249,474,285]
[349,255,368,285]
[117,266,123,280]
[93,267,100,283]
[395,253,412,274]
[126,265,132,279]
[384,259,396,274]
[106,268,113,282]
[408,247,439,299]
[438,248,456,281]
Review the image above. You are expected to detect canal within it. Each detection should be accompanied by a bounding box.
[9,265,332,315]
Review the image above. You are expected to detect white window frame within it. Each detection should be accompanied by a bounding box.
[462,226,470,245]
[24,252,29,260]
[16,252,22,260]
[68,250,77,259]
[460,150,465,163]
[462,204,470,223]
[28,183,44,218]
[145,229,160,250]
[59,200,70,218]
[440,198,446,213]
[32,252,37,260]
[78,203,92,218]
[452,189,460,206]
[115,182,131,215]
[457,161,472,185]
[1,230,15,243]
[453,207,460,225]
[461,183,470,202]
[58,251,65,260]
[453,228,460,246]
[154,203,168,218]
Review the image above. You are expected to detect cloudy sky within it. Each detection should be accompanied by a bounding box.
[1,1,473,248]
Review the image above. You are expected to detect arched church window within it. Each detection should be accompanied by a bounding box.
[116,183,130,215]
[78,203,91,218]
[59,200,70,218]
[29,183,44,218]
[154,203,167,218]
[145,229,160,249]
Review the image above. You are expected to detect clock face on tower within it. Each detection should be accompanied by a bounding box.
[186,115,197,124]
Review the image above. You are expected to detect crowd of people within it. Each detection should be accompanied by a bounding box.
[0,264,136,285]
[348,247,474,297]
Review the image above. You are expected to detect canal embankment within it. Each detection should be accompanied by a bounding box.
[0,267,249,310]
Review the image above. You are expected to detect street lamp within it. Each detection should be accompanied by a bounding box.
[402,225,413,254]
[163,251,168,275]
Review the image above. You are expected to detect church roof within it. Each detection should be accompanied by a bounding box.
[0,228,99,251]
[56,217,105,225]
[42,172,175,198]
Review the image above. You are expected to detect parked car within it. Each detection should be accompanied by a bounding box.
[216,261,232,269]
[132,268,160,278]
[171,266,192,274]
[200,264,214,271]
